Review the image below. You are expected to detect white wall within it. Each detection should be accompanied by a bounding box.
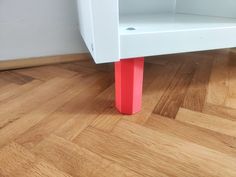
[0,0,88,61]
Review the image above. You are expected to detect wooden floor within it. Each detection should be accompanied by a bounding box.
[0,50,236,177]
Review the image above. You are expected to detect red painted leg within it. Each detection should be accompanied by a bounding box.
[115,57,144,115]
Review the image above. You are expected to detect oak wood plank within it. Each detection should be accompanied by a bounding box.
[54,85,115,140]
[206,55,229,106]
[0,75,101,147]
[225,54,236,108]
[0,142,72,177]
[0,80,42,103]
[203,103,236,121]
[15,73,113,149]
[0,77,79,129]
[74,127,209,177]
[0,71,34,85]
[176,108,236,137]
[33,135,142,177]
[182,55,213,111]
[146,114,236,157]
[112,120,236,177]
[154,59,196,118]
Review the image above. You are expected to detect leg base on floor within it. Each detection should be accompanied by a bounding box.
[115,57,144,115]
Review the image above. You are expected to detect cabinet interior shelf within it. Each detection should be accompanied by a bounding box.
[119,13,236,59]
[120,13,236,35]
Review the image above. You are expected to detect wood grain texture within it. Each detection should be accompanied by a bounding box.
[176,108,236,137]
[182,55,213,111]
[146,114,236,157]
[206,54,229,106]
[203,103,236,121]
[33,135,142,177]
[0,50,236,177]
[0,143,72,177]
[112,120,236,177]
[0,71,34,85]
[153,57,196,118]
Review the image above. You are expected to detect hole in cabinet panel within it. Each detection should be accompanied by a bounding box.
[126,27,136,31]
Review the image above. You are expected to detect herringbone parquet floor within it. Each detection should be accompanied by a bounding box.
[0,49,236,177]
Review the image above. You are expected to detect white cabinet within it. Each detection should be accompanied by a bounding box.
[78,0,236,63]
[78,0,236,115]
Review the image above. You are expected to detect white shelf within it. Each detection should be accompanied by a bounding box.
[120,13,236,59]
[120,13,236,34]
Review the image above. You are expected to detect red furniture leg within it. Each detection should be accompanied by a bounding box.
[115,57,144,115]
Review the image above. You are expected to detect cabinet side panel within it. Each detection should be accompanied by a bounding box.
[119,0,176,15]
[77,0,95,57]
[91,0,119,63]
[176,0,236,18]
